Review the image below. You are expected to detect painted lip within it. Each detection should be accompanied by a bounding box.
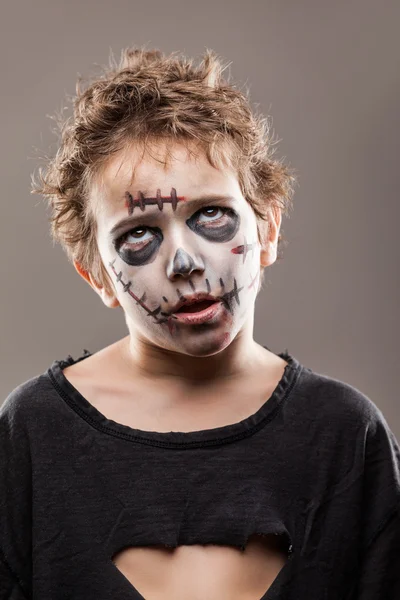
[169,292,220,315]
[172,300,222,324]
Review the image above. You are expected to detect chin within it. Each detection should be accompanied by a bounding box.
[176,331,232,357]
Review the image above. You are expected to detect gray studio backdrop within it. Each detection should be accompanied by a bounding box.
[1,0,399,437]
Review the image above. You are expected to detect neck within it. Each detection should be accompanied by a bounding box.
[119,328,266,387]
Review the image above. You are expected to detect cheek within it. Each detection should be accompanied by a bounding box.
[213,230,261,275]
[211,251,260,309]
[106,258,154,313]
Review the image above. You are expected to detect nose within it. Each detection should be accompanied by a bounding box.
[167,247,205,280]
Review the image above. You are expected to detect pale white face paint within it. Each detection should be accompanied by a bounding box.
[91,142,267,357]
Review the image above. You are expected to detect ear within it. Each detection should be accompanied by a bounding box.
[73,261,120,308]
[259,206,282,268]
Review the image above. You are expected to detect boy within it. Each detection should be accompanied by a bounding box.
[1,47,399,599]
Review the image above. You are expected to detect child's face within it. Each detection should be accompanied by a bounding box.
[90,141,274,357]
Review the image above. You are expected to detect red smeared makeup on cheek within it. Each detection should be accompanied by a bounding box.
[229,234,261,292]
[230,236,257,263]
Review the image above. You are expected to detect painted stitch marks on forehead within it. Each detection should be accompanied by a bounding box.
[125,188,185,214]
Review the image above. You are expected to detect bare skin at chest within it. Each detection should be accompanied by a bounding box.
[63,342,289,599]
[112,534,288,600]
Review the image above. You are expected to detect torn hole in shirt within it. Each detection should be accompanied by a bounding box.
[110,532,292,600]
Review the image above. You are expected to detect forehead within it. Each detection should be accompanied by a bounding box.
[91,140,242,219]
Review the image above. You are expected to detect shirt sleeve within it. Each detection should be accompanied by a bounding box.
[354,401,400,598]
[0,387,33,599]
[354,506,400,598]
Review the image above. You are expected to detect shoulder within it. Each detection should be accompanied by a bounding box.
[295,363,384,431]
[1,369,58,427]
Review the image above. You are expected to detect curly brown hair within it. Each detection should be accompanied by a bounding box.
[32,46,296,297]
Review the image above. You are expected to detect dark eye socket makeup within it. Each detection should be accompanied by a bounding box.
[108,194,238,244]
[114,206,232,249]
[111,200,241,267]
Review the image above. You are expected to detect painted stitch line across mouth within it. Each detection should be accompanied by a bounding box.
[175,300,217,313]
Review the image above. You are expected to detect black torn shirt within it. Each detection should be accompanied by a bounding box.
[1,348,400,600]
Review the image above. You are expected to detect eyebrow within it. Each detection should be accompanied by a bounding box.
[108,194,237,239]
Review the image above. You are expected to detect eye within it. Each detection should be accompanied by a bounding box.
[114,227,155,251]
[124,227,153,242]
[197,206,229,224]
[114,206,231,251]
